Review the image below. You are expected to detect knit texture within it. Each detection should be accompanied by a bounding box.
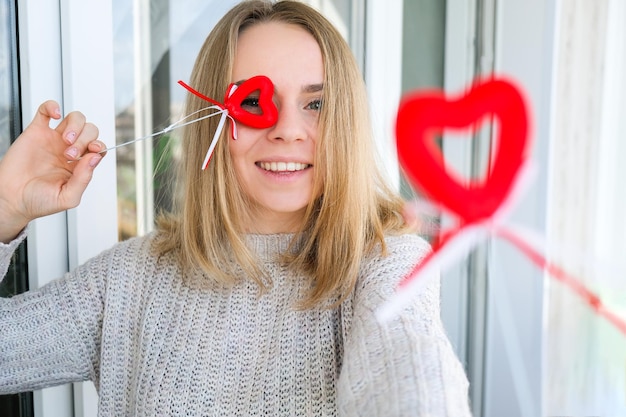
[0,231,471,416]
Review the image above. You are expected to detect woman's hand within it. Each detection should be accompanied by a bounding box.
[0,100,107,243]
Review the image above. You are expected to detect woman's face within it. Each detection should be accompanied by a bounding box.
[230,21,323,234]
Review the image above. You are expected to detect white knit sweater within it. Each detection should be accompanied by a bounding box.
[0,231,471,416]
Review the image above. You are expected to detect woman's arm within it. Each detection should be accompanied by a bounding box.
[337,234,472,416]
[0,240,106,394]
[0,100,108,393]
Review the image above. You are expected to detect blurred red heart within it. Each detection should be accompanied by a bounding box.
[396,78,530,224]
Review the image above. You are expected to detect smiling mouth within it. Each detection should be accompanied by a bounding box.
[257,162,312,172]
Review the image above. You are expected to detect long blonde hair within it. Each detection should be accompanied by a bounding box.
[154,0,408,309]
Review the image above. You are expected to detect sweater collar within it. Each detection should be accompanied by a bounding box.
[244,232,306,262]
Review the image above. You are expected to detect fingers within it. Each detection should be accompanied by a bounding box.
[63,122,100,161]
[32,102,104,161]
[55,110,88,146]
[87,139,107,155]
[62,152,103,207]
[58,115,106,201]
[32,100,62,127]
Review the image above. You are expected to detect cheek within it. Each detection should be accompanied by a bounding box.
[228,126,257,158]
[231,123,264,145]
[306,117,320,139]
[227,129,263,184]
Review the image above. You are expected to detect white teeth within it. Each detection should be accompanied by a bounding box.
[259,162,309,172]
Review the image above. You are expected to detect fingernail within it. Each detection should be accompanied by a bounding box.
[65,147,78,159]
[54,108,61,117]
[66,131,77,144]
[89,155,102,168]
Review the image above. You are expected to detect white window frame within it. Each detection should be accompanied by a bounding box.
[364,0,403,187]
[17,1,73,415]
[18,0,118,415]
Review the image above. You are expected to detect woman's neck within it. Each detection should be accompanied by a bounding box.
[242,207,307,234]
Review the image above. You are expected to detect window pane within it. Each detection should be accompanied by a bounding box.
[0,0,34,415]
[0,0,19,155]
[113,0,242,240]
[545,0,626,414]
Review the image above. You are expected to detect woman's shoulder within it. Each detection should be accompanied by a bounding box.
[78,231,170,277]
[382,232,431,256]
[363,232,432,271]
[355,233,435,302]
[91,231,158,260]
[67,231,182,299]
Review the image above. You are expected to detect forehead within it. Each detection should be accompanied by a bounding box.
[232,22,324,88]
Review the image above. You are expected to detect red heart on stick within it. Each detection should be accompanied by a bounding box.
[396,78,530,224]
[225,75,278,128]
[178,75,278,129]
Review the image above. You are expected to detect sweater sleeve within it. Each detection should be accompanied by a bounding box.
[337,234,472,417]
[0,230,26,279]
[0,235,106,394]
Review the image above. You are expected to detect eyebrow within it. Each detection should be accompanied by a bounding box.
[303,83,324,93]
[233,79,324,94]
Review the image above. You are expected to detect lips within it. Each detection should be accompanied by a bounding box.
[257,161,311,172]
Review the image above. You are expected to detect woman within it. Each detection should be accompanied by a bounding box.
[0,1,471,415]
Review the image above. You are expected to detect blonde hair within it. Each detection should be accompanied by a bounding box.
[154,0,408,309]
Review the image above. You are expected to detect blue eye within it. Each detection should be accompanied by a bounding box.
[306,99,322,111]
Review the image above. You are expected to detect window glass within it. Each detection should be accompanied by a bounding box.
[0,1,34,416]
[113,0,356,240]
[545,0,626,414]
[399,0,446,233]
[113,0,240,239]
[0,0,18,156]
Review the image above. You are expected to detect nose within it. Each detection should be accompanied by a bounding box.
[268,103,307,142]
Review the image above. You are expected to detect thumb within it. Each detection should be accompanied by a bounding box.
[32,100,62,128]
[61,153,104,207]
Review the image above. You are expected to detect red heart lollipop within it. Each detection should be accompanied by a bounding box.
[395,78,530,224]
